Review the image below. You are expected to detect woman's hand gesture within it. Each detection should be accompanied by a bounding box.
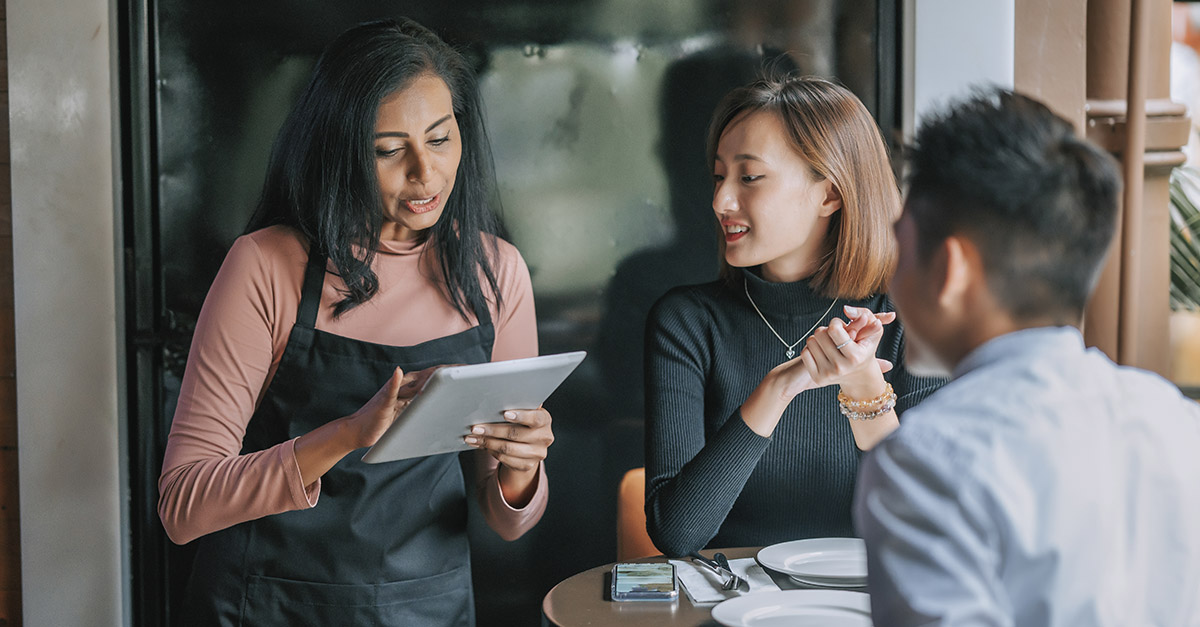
[799,305,895,396]
[742,306,897,440]
[765,354,818,402]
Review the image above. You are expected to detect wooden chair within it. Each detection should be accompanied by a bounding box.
[616,467,661,560]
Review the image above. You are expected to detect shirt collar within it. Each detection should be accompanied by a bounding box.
[952,326,1086,380]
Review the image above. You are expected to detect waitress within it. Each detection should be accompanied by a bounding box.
[157,18,552,625]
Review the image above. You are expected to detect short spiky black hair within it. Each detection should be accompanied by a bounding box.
[906,89,1122,321]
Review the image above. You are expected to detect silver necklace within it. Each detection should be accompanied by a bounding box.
[744,277,837,360]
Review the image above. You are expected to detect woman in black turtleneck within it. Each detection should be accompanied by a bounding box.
[643,75,943,557]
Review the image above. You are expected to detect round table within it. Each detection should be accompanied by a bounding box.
[542,547,840,627]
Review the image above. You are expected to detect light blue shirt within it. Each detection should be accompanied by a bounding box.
[854,326,1200,626]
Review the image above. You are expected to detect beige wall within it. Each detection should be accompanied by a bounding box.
[7,0,124,625]
[0,2,21,624]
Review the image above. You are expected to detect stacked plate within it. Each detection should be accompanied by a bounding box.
[756,538,868,588]
[711,590,871,626]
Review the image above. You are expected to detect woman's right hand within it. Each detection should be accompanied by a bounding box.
[761,310,891,403]
[344,366,439,449]
[740,308,894,438]
[741,356,821,437]
[295,365,439,489]
[799,307,896,394]
[765,355,818,402]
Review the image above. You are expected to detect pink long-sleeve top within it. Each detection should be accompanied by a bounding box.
[158,225,548,545]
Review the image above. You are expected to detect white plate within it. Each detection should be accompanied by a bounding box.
[757,538,867,581]
[711,590,872,627]
[788,574,867,589]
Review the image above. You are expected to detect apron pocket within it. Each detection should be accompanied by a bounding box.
[243,565,473,626]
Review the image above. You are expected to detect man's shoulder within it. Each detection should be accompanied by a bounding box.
[880,401,990,472]
[1103,352,1197,403]
[881,349,1200,480]
[879,373,1034,473]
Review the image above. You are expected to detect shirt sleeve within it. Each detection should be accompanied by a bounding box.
[853,423,1011,626]
[643,291,773,557]
[157,236,318,545]
[474,241,548,539]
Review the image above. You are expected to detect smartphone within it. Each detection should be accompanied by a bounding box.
[610,562,678,602]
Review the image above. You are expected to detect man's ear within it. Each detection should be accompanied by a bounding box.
[938,234,981,311]
[818,180,843,217]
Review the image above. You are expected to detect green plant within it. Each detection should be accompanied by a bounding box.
[1169,166,1200,311]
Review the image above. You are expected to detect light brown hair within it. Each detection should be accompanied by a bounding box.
[707,75,900,299]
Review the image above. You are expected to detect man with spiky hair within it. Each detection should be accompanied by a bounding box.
[854,90,1200,626]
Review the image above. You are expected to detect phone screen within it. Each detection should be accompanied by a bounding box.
[611,562,677,601]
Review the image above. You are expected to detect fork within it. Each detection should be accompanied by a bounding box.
[688,552,749,592]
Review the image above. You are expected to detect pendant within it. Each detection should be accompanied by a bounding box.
[786,348,795,359]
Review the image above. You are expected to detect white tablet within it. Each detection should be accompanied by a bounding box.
[361,351,586,463]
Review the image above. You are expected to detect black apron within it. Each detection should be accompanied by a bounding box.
[182,250,493,626]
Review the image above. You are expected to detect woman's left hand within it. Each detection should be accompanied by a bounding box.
[465,408,554,473]
[799,305,896,396]
[466,408,553,506]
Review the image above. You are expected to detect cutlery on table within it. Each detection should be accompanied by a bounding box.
[688,551,749,592]
[714,552,752,593]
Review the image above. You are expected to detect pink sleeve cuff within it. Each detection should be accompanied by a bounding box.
[497,461,548,511]
[283,437,320,509]
[481,461,548,541]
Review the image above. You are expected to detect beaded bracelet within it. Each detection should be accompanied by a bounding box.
[839,396,897,420]
[837,382,895,409]
[837,382,897,421]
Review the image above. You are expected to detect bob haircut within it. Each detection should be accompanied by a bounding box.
[706,75,900,299]
[247,18,506,320]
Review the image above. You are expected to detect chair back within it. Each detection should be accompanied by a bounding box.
[616,467,661,560]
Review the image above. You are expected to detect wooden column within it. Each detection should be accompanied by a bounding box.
[1017,0,1185,374]
[1084,0,1187,373]
[1015,0,1088,131]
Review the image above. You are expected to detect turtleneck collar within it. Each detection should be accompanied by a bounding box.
[741,266,836,316]
[374,235,428,257]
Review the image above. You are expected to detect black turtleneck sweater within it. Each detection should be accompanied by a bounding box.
[643,268,943,557]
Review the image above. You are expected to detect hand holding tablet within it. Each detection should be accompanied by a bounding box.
[337,365,441,452]
[464,407,553,473]
[361,351,586,464]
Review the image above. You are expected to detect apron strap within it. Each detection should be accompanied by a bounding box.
[297,249,327,329]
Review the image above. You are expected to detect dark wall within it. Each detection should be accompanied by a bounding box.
[125,1,890,624]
